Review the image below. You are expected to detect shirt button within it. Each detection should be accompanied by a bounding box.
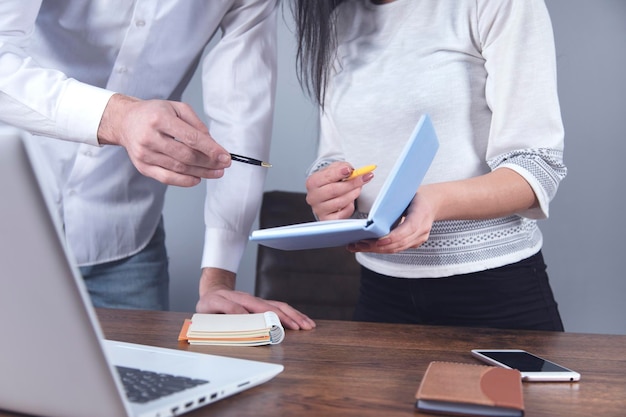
[117,66,127,74]
[84,150,92,157]
[68,190,76,196]
[135,19,146,27]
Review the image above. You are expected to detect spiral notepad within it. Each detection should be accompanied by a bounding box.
[178,312,285,346]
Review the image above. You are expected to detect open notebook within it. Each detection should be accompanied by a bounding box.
[0,127,283,417]
[250,114,439,251]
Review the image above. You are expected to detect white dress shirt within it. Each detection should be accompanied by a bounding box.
[0,0,277,270]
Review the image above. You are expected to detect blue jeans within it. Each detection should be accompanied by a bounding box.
[79,218,170,311]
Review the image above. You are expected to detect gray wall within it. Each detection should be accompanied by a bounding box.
[540,0,626,334]
[165,1,626,335]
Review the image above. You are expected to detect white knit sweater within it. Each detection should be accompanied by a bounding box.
[309,0,566,278]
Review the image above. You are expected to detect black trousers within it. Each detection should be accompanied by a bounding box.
[353,251,564,331]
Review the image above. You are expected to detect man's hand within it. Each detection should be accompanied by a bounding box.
[97,94,231,187]
[196,267,316,331]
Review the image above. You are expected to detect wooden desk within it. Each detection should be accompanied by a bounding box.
[86,308,626,417]
[4,308,623,417]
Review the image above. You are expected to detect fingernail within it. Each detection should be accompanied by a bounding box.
[218,153,230,163]
[341,166,352,176]
[362,172,374,183]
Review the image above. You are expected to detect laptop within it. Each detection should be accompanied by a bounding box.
[249,114,439,250]
[0,126,284,417]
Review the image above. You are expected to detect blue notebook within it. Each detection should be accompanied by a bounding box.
[250,114,439,251]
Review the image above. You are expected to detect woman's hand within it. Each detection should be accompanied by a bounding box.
[347,190,436,253]
[347,167,538,254]
[305,161,374,220]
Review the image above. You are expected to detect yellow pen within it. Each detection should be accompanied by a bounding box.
[345,164,377,181]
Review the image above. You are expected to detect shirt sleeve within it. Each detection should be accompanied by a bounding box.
[200,0,278,272]
[0,0,113,145]
[478,0,567,219]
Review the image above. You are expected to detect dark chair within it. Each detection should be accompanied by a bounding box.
[254,191,361,320]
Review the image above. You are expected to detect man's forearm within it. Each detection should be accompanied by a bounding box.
[199,267,237,297]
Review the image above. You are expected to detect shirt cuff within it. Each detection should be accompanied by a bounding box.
[201,228,247,273]
[56,79,115,146]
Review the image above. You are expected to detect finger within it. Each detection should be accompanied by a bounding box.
[373,229,414,252]
[315,197,357,220]
[306,162,353,189]
[133,144,225,184]
[160,109,230,165]
[236,296,305,330]
[226,292,313,330]
[156,140,227,177]
[265,300,316,330]
[195,293,251,315]
[347,240,375,253]
[140,165,202,187]
[309,181,362,219]
[170,101,210,134]
[348,227,427,253]
[374,230,429,253]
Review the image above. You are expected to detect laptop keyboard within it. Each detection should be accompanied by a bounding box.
[116,366,209,404]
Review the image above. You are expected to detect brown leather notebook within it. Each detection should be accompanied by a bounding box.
[415,361,524,417]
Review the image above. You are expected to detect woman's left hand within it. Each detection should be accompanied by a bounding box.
[347,190,435,253]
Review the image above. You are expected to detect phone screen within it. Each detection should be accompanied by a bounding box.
[478,351,570,372]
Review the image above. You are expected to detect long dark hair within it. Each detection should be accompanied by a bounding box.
[292,0,346,107]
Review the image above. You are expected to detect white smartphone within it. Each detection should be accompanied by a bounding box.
[471,349,581,382]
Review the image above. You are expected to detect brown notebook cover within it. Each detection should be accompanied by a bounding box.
[415,361,524,417]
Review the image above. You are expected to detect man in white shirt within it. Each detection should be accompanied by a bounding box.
[0,0,315,330]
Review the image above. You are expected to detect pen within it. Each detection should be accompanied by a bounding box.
[230,153,272,168]
[345,164,377,181]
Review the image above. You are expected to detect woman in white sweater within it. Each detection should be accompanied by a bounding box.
[294,0,567,330]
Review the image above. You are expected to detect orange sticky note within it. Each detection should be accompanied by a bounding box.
[178,318,192,341]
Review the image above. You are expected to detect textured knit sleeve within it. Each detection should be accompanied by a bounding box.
[478,0,566,219]
[306,110,346,176]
